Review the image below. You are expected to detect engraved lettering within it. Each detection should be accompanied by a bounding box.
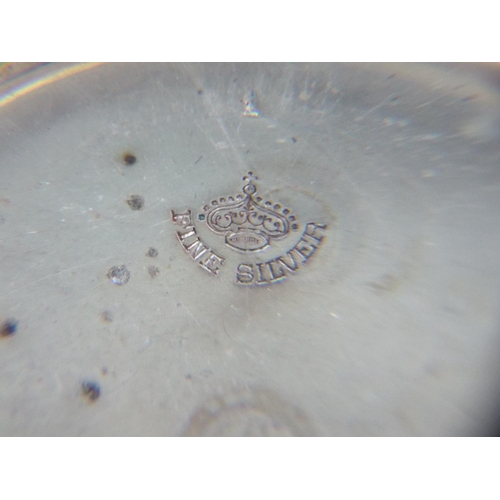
[185,239,209,260]
[255,262,268,285]
[304,222,327,243]
[267,260,287,283]
[294,237,318,262]
[177,225,196,244]
[171,174,328,286]
[172,209,227,276]
[276,250,300,272]
[171,209,192,227]
[234,223,327,285]
[199,252,225,275]
[236,263,254,284]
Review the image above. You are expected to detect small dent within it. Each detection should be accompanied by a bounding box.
[126,195,144,210]
[148,265,160,278]
[1,318,18,337]
[107,265,130,285]
[146,247,158,258]
[123,153,137,165]
[81,381,101,402]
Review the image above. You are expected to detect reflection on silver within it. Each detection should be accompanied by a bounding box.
[241,90,260,117]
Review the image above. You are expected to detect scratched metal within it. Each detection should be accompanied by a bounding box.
[0,63,499,436]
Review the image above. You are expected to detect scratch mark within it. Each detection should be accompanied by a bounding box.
[0,257,113,300]
[215,116,248,170]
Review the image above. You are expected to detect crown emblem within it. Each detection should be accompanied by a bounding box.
[201,172,299,252]
[171,172,327,285]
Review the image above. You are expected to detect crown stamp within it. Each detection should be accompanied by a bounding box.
[202,172,298,253]
[171,172,327,286]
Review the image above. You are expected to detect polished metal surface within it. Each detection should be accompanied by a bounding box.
[0,63,499,435]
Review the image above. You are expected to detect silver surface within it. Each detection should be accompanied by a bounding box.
[0,62,499,435]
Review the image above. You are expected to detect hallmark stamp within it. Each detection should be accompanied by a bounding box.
[203,172,298,252]
[235,222,327,285]
[171,172,327,285]
[171,209,225,275]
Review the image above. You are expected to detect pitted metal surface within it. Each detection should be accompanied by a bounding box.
[0,63,499,436]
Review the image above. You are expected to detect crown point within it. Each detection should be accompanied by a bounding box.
[243,184,256,195]
[243,171,258,183]
[283,208,290,215]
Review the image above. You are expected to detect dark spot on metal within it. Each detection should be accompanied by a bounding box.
[198,213,205,221]
[389,96,399,102]
[291,137,297,143]
[148,265,160,278]
[197,89,203,95]
[123,153,136,165]
[387,73,396,79]
[101,367,108,376]
[81,381,101,402]
[101,310,113,322]
[107,265,130,285]
[461,94,479,102]
[1,318,18,337]
[368,273,399,293]
[126,194,144,210]
[146,247,158,258]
